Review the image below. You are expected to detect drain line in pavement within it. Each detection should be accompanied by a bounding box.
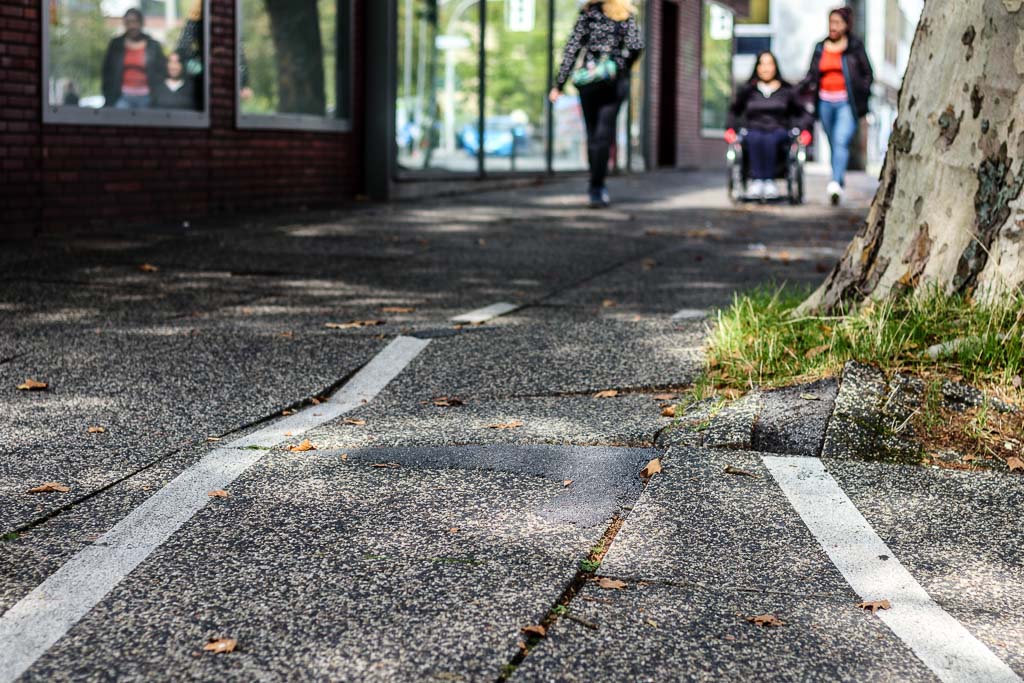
[0,336,430,683]
[764,456,1022,683]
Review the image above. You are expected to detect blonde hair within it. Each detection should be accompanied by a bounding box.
[587,0,637,22]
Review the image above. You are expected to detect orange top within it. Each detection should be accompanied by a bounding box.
[819,49,846,94]
[121,45,149,95]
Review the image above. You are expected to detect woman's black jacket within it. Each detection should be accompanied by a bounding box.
[726,81,813,132]
[101,34,167,107]
[799,35,874,118]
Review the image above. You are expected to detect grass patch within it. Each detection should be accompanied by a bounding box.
[703,284,1024,397]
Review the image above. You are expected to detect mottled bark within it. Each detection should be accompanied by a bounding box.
[265,0,326,116]
[802,0,1024,313]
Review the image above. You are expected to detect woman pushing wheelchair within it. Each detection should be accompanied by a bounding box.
[725,50,812,202]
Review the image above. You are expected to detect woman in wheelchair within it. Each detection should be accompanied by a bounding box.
[725,51,812,201]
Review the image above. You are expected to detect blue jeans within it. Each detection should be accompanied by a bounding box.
[818,99,856,186]
[115,94,151,109]
[745,128,789,181]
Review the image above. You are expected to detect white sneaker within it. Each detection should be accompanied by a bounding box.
[763,180,780,200]
[827,180,843,206]
[747,179,765,199]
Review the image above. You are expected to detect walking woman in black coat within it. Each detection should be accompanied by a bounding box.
[726,51,812,200]
[549,0,644,208]
[799,7,874,205]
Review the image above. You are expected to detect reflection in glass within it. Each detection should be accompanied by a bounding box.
[396,0,481,172]
[550,0,587,172]
[47,0,205,111]
[483,0,549,172]
[701,1,734,132]
[239,0,349,120]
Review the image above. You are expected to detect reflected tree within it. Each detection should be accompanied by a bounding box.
[264,0,326,115]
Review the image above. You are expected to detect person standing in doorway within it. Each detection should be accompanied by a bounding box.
[799,6,873,205]
[101,8,166,109]
[550,0,644,209]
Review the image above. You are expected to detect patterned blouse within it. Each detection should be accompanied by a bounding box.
[555,5,644,89]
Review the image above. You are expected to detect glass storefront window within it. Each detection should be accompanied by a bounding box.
[43,0,209,127]
[738,0,770,25]
[701,1,734,134]
[550,0,587,172]
[237,0,352,131]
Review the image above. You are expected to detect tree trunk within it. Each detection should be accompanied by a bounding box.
[802,0,1024,313]
[265,0,326,116]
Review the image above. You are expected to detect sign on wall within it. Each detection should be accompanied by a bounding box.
[507,0,536,32]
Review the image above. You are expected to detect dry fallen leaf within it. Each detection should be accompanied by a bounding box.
[724,465,757,477]
[381,306,415,313]
[747,614,786,628]
[601,299,616,308]
[641,258,657,271]
[652,393,676,401]
[563,479,573,487]
[1007,457,1024,472]
[661,405,677,418]
[799,393,820,401]
[593,390,619,399]
[280,331,294,338]
[487,421,524,430]
[87,426,106,434]
[646,619,659,628]
[431,396,465,407]
[16,379,48,391]
[449,527,459,533]
[208,490,230,498]
[343,418,368,426]
[598,578,627,590]
[281,409,295,416]
[206,436,222,442]
[138,263,159,273]
[640,458,662,481]
[27,482,71,494]
[857,599,892,614]
[203,638,237,654]
[325,320,386,330]
[287,439,316,452]
[805,344,830,359]
[340,453,348,461]
[521,625,547,638]
[371,462,400,469]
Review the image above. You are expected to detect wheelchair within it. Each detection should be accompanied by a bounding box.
[726,127,808,205]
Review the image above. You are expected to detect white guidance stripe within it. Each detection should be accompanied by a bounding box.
[763,456,1022,683]
[0,336,430,683]
[450,302,519,324]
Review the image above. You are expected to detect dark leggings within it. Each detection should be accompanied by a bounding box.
[746,127,789,180]
[579,77,629,191]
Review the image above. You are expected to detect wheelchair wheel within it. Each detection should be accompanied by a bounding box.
[728,159,744,204]
[789,163,805,205]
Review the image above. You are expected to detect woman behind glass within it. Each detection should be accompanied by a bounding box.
[799,6,874,205]
[549,0,644,209]
[726,51,812,200]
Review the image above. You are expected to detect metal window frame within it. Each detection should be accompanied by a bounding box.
[699,0,735,139]
[235,0,355,133]
[41,0,211,128]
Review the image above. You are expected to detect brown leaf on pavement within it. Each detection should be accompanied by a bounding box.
[747,614,786,628]
[652,393,676,401]
[206,436,222,442]
[208,490,230,498]
[1007,457,1023,472]
[340,453,348,461]
[281,409,295,416]
[661,405,677,417]
[138,263,159,273]
[601,299,616,308]
[486,421,524,430]
[449,527,459,533]
[27,482,71,494]
[857,599,891,614]
[639,458,662,481]
[287,439,316,452]
[343,418,367,426]
[16,379,48,391]
[799,393,820,401]
[381,306,416,313]
[597,578,627,590]
[203,638,237,654]
[371,462,400,469]
[724,465,758,477]
[521,625,547,638]
[87,426,106,433]
[593,390,619,399]
[325,320,386,329]
[563,479,573,487]
[641,258,657,271]
[431,396,465,407]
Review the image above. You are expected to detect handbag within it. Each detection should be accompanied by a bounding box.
[572,55,618,89]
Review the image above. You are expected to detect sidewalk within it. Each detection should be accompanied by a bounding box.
[3,170,1022,682]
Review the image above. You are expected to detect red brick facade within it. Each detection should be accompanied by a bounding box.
[1,0,364,238]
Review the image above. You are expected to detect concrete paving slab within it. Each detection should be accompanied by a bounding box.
[753,379,838,457]
[15,451,624,682]
[828,460,1024,676]
[515,581,934,682]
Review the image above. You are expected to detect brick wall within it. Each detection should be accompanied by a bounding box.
[1,0,364,237]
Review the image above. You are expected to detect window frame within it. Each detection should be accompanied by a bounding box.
[699,0,734,139]
[235,0,354,133]
[41,0,211,129]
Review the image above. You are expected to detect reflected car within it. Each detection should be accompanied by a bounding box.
[458,117,529,157]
